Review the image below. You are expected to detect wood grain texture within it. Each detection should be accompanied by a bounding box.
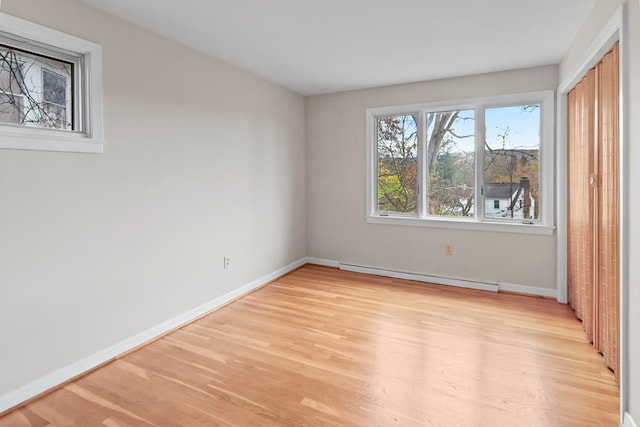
[567,68,596,342]
[0,265,619,426]
[567,43,619,377]
[597,42,620,375]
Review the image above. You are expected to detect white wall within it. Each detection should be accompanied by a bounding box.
[628,2,640,419]
[559,0,639,422]
[306,66,558,290]
[0,0,306,398]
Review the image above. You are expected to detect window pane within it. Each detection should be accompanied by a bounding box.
[43,102,66,129]
[0,55,23,94]
[0,44,73,130]
[42,70,68,129]
[0,93,23,124]
[427,109,475,217]
[42,69,66,105]
[484,105,540,220]
[376,114,418,214]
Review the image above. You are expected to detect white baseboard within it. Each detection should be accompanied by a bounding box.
[305,258,556,298]
[497,282,557,298]
[303,257,340,268]
[625,412,638,427]
[0,258,307,414]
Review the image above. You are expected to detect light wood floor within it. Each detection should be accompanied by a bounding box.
[0,265,619,426]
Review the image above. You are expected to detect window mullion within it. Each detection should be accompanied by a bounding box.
[417,110,427,218]
[73,56,82,133]
[475,106,485,221]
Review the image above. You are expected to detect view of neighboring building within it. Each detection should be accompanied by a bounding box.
[484,177,535,220]
[0,44,73,130]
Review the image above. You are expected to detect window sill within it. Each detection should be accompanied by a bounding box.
[366,215,555,235]
[0,127,103,154]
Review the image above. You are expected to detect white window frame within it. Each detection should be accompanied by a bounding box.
[366,90,555,235]
[0,12,103,153]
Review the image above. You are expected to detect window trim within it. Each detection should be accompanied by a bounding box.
[0,12,103,154]
[366,90,555,235]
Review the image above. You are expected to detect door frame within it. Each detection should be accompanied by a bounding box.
[556,3,629,422]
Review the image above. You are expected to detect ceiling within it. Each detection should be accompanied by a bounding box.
[77,0,596,96]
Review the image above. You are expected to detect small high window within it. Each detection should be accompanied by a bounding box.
[0,12,103,153]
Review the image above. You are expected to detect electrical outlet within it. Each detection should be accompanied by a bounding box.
[445,244,454,256]
[223,256,230,269]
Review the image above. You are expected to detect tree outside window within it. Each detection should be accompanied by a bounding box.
[373,101,542,222]
[0,45,73,130]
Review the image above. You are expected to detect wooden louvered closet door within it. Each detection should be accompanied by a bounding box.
[567,69,596,342]
[597,44,619,374]
[567,43,619,378]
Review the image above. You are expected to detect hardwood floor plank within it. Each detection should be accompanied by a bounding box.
[0,265,618,426]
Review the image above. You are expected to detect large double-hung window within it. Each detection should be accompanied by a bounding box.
[366,91,554,235]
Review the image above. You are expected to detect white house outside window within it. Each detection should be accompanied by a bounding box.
[42,68,71,130]
[0,52,23,124]
[366,91,555,235]
[0,46,73,131]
